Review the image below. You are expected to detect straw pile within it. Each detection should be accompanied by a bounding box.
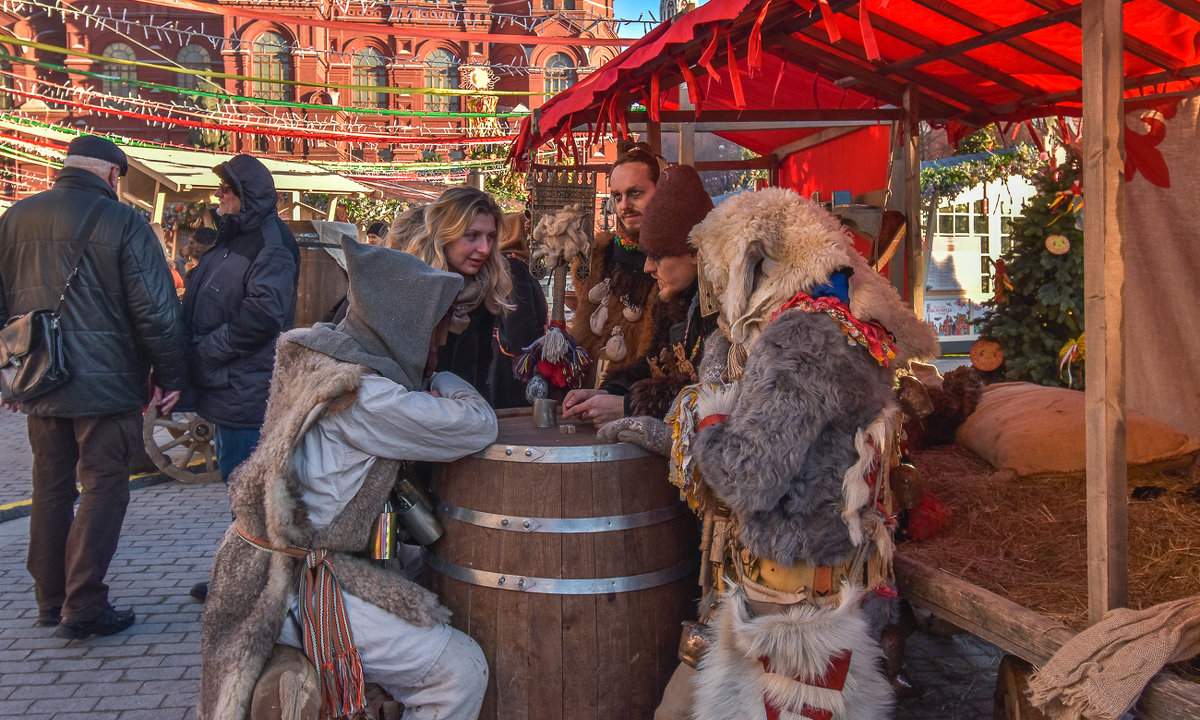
[898,444,1200,632]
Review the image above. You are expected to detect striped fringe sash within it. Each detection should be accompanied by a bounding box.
[237,526,366,719]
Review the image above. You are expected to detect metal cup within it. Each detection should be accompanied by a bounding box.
[533,397,558,428]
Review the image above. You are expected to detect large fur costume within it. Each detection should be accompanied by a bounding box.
[198,335,448,720]
[570,231,688,384]
[681,189,937,720]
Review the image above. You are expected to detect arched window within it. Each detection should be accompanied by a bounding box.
[101,43,138,99]
[252,32,291,101]
[0,57,11,110]
[544,53,577,96]
[424,49,459,113]
[176,44,213,90]
[352,48,388,108]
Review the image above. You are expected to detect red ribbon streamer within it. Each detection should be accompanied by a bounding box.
[725,35,746,108]
[699,27,722,85]
[817,0,842,43]
[858,2,881,61]
[748,1,771,74]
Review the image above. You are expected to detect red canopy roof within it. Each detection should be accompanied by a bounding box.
[510,0,1200,167]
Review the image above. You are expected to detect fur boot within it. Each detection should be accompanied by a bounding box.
[692,587,895,720]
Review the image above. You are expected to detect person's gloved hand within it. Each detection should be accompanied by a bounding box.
[597,416,672,457]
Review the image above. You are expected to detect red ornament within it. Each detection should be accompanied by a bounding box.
[537,360,554,377]
[550,366,567,387]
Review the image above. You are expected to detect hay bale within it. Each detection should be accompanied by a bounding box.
[899,445,1200,631]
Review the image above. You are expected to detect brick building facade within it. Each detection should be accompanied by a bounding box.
[0,0,619,197]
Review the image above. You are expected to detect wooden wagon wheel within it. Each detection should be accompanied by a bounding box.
[994,654,1049,720]
[142,405,221,484]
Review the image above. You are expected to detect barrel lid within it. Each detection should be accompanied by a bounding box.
[472,410,655,463]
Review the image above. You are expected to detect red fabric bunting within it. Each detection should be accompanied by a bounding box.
[699,26,723,85]
[747,1,771,74]
[858,1,880,61]
[817,0,842,43]
[725,35,746,108]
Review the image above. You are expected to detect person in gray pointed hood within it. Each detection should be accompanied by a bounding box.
[199,237,498,720]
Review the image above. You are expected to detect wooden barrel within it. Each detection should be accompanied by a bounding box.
[427,411,698,720]
[287,223,348,328]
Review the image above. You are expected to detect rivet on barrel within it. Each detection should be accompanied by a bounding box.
[501,518,509,526]
[522,520,532,529]
[525,449,533,456]
[498,576,506,585]
[505,448,513,456]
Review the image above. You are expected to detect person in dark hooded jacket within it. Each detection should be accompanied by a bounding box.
[181,154,299,484]
[0,135,187,639]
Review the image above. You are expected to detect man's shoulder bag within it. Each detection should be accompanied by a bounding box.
[0,201,107,404]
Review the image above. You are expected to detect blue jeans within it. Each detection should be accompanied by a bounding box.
[213,425,261,484]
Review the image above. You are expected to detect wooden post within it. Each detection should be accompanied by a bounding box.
[151,183,166,225]
[678,84,695,166]
[646,121,662,155]
[902,86,922,312]
[1081,0,1128,623]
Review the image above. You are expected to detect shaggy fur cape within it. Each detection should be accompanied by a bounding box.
[692,310,896,566]
[198,337,449,720]
[570,231,688,383]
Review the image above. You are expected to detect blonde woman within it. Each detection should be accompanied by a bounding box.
[405,186,547,408]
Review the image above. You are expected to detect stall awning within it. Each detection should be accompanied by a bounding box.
[510,0,1200,167]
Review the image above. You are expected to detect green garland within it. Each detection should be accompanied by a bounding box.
[920,144,1046,203]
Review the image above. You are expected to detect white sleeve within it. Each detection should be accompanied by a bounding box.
[327,372,498,462]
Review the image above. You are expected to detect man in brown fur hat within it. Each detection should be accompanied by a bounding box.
[564,161,715,425]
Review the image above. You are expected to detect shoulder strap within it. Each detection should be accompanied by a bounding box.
[53,200,110,314]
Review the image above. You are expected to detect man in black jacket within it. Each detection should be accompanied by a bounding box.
[182,154,299,484]
[0,135,188,639]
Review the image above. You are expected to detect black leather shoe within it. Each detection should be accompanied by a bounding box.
[35,606,61,627]
[189,582,209,602]
[54,607,135,640]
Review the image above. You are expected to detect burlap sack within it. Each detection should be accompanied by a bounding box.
[955,382,1200,476]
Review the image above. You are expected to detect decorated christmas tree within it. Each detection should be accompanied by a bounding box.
[976,153,1085,388]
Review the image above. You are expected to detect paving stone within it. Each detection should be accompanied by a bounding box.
[9,682,81,700]
[27,696,99,713]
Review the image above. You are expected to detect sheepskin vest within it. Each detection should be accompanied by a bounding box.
[198,339,449,720]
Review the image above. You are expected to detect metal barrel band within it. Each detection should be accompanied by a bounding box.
[423,552,694,595]
[437,500,686,534]
[471,442,652,463]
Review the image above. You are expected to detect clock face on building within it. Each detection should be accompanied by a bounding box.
[970,338,1004,372]
[466,67,491,90]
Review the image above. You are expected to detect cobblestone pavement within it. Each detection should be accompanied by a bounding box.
[0,406,1006,719]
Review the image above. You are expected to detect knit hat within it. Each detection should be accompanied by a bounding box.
[638,164,712,258]
[290,237,463,389]
[66,135,128,176]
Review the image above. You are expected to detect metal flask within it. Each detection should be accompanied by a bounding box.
[395,476,443,546]
[368,500,397,560]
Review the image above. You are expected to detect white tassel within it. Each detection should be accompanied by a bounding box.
[540,325,570,363]
[694,383,739,421]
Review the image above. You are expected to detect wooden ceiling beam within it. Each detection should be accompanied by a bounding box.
[625,108,903,123]
[843,5,1046,99]
[1155,0,1200,24]
[909,0,1082,76]
[873,6,1079,76]
[1023,0,1186,72]
[793,25,987,113]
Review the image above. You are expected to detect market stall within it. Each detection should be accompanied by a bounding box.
[508,0,1200,714]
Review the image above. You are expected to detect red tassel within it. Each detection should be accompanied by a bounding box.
[725,35,746,108]
[858,1,880,61]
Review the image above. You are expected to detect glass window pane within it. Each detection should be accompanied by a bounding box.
[954,215,969,234]
[979,236,989,255]
[974,215,989,234]
[101,43,138,98]
[424,49,459,112]
[252,32,291,101]
[938,215,953,234]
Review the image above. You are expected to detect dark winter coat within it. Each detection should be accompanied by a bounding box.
[0,167,187,417]
[437,255,546,409]
[181,155,299,428]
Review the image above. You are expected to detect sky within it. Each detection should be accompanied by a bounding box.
[613,0,666,38]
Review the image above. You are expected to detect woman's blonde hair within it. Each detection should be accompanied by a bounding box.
[386,205,426,250]
[405,186,514,315]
